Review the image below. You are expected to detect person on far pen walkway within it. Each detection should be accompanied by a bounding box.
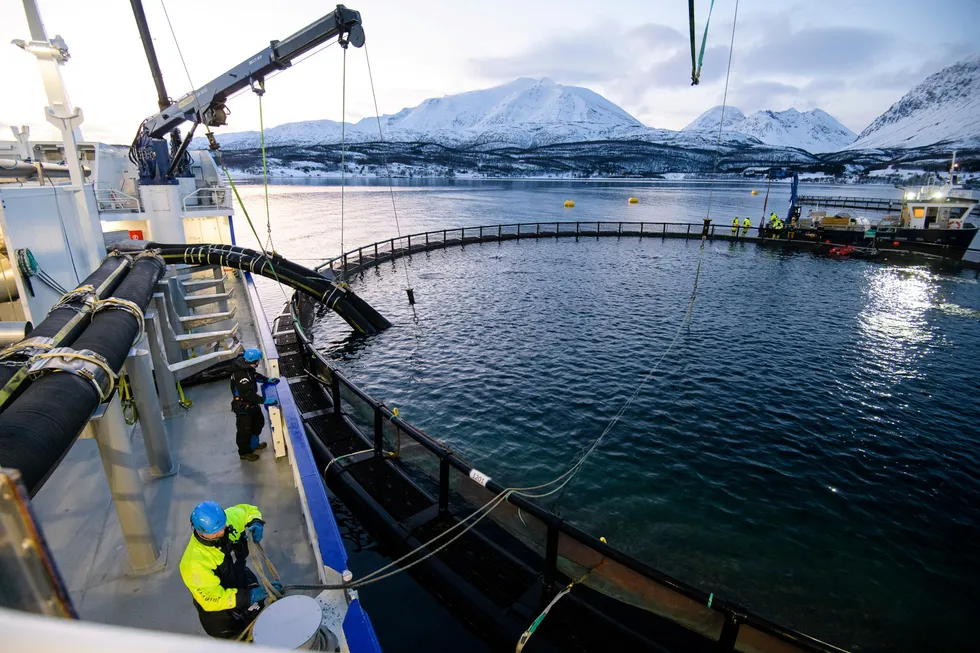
[742,216,751,237]
[732,216,740,236]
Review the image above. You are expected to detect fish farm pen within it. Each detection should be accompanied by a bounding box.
[267,222,858,653]
[313,220,979,275]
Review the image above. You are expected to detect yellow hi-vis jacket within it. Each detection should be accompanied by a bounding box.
[179,504,263,612]
[743,218,751,230]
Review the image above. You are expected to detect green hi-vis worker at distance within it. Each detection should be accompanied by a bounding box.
[742,217,751,235]
[179,501,280,639]
[732,216,740,236]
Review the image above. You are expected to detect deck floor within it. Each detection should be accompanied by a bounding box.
[30,281,319,637]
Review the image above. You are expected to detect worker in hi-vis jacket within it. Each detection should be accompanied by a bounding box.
[179,501,280,638]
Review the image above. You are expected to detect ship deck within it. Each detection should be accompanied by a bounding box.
[29,279,319,637]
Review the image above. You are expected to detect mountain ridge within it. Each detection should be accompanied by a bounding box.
[682,106,856,153]
[846,55,980,150]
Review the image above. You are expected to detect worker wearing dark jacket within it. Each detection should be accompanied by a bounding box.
[179,501,278,638]
[230,348,279,461]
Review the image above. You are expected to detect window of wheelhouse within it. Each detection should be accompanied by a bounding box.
[925,206,938,228]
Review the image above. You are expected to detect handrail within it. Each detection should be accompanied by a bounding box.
[181,186,231,212]
[315,221,720,273]
[93,181,141,213]
[288,293,849,653]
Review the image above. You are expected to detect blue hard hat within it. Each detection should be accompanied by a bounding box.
[190,501,227,535]
[243,348,262,363]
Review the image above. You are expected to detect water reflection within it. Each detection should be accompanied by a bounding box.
[856,266,936,384]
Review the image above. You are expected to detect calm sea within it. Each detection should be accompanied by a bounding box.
[241,179,979,653]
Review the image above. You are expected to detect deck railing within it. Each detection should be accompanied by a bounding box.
[181,186,232,212]
[93,182,141,213]
[315,221,748,277]
[288,291,848,653]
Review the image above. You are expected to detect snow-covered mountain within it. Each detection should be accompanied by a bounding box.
[682,106,856,153]
[847,55,980,150]
[201,78,762,152]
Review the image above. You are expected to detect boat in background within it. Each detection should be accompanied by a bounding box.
[791,154,979,261]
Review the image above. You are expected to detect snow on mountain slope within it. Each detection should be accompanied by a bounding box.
[682,106,746,133]
[683,106,855,153]
[847,56,980,150]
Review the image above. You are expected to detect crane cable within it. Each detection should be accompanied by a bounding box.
[286,6,744,600]
[365,44,417,307]
[258,93,277,255]
[339,45,348,285]
[160,0,288,300]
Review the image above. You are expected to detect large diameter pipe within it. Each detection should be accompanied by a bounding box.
[0,256,164,493]
[1,258,20,301]
[0,256,131,410]
[0,322,33,347]
[146,242,391,333]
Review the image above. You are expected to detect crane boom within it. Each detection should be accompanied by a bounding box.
[131,4,364,182]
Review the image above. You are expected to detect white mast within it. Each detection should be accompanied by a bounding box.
[13,0,86,187]
[12,0,103,277]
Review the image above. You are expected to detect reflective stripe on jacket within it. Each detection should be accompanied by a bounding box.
[179,504,264,612]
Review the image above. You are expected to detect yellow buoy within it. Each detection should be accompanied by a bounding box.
[751,189,759,195]
[563,200,575,208]
[628,197,639,204]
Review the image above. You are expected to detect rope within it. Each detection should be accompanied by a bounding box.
[365,44,416,301]
[176,380,193,409]
[703,0,739,224]
[235,541,283,642]
[161,0,288,300]
[339,45,347,283]
[258,94,276,254]
[689,0,718,85]
[515,538,608,653]
[120,375,138,425]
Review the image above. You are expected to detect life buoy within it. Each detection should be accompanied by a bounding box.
[949,220,962,229]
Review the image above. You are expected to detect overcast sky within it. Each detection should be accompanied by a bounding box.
[2,0,977,144]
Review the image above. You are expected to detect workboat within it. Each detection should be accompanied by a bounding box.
[787,158,980,262]
[2,2,863,652]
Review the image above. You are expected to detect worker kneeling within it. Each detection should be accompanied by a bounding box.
[180,501,280,638]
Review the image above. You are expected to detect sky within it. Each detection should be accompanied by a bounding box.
[2,0,977,144]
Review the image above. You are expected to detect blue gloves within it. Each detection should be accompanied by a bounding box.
[263,397,277,406]
[265,377,281,385]
[272,581,283,593]
[249,586,268,604]
[248,521,264,543]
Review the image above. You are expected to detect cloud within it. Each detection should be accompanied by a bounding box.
[729,81,800,112]
[469,32,628,84]
[625,23,686,49]
[740,26,891,74]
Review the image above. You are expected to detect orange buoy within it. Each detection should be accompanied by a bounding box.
[628,197,639,204]
[563,200,575,208]
[751,189,759,195]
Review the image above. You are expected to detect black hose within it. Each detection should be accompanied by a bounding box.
[147,242,391,333]
[0,256,132,411]
[0,255,164,494]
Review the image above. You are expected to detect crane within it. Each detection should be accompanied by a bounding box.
[129,3,364,183]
